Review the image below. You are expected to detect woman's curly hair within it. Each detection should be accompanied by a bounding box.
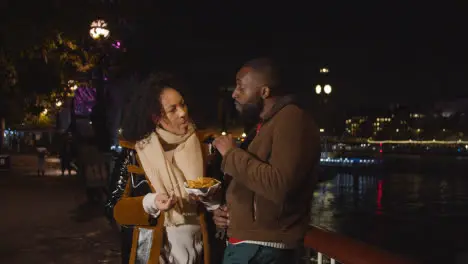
[120,72,185,142]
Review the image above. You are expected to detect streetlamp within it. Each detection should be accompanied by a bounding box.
[324,84,332,95]
[89,19,112,152]
[316,67,332,95]
[315,85,322,95]
[88,19,124,151]
[89,20,110,40]
[64,80,78,133]
[68,80,78,92]
[315,67,334,135]
[315,84,332,95]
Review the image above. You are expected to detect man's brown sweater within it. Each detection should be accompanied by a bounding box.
[222,96,321,246]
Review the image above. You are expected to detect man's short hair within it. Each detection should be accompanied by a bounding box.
[243,58,288,96]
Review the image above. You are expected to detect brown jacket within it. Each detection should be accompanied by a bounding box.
[222,97,320,246]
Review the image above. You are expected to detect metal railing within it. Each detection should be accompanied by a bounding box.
[302,226,419,264]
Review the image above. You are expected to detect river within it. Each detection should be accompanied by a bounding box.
[312,155,468,264]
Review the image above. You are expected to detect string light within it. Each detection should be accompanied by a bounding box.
[368,139,468,145]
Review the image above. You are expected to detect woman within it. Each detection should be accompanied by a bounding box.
[113,73,214,264]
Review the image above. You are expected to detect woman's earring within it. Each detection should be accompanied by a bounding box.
[151,114,160,124]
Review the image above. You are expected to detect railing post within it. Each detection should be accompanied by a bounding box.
[317,252,323,264]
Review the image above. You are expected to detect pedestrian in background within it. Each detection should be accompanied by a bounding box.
[36,146,48,176]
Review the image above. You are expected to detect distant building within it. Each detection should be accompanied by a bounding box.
[435,98,468,117]
[313,67,341,135]
[345,116,367,136]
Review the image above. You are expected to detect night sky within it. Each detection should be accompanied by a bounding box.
[124,2,468,107]
[3,1,468,110]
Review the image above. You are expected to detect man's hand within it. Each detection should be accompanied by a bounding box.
[213,205,229,228]
[154,193,177,212]
[213,135,236,156]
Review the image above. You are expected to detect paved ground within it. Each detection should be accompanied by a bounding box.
[0,155,121,264]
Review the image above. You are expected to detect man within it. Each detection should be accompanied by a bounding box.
[212,58,320,264]
[60,134,73,177]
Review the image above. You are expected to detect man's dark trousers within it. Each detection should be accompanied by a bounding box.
[223,243,297,264]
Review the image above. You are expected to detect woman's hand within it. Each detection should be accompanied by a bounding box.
[154,193,177,212]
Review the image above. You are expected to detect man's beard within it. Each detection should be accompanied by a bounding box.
[235,98,263,124]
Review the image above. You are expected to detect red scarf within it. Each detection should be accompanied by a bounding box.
[256,122,263,135]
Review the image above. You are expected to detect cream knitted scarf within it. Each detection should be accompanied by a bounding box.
[135,124,204,226]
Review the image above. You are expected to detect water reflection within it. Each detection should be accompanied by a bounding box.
[312,173,380,229]
[310,165,468,263]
